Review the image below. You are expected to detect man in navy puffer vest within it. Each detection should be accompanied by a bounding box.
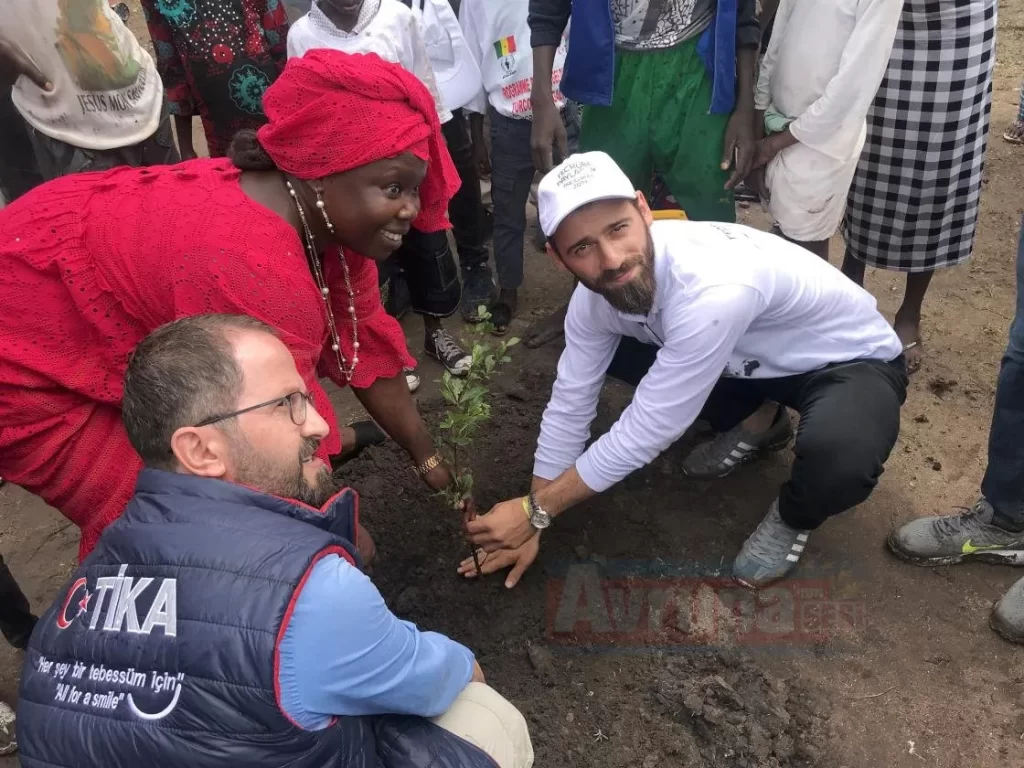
[17,313,533,768]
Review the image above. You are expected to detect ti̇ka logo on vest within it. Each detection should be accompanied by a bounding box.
[47,565,184,721]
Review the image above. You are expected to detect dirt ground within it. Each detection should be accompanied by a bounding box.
[3,2,1024,767]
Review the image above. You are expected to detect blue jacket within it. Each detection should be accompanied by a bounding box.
[528,0,761,112]
[17,469,496,768]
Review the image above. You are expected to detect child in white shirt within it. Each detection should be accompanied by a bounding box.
[459,0,578,334]
[289,0,477,383]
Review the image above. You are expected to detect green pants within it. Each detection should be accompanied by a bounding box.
[579,39,735,223]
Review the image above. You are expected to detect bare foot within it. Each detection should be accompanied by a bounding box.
[523,304,568,349]
[893,310,923,374]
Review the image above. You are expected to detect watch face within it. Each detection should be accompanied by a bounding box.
[530,509,551,529]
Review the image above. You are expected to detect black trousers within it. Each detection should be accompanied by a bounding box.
[441,109,488,274]
[608,337,908,530]
[0,89,44,202]
[0,554,37,650]
[379,111,484,319]
[391,227,462,318]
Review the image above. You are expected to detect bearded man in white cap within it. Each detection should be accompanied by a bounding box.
[460,151,908,588]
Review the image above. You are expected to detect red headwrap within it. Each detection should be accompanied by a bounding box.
[258,49,460,233]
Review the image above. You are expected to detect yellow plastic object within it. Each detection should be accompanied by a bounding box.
[651,209,689,221]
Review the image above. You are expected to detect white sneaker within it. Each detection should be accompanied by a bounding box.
[405,369,421,393]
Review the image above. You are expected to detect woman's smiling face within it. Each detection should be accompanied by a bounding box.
[319,152,427,261]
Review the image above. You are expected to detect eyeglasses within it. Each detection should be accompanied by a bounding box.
[194,391,315,428]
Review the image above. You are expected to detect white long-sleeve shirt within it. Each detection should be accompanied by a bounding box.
[754,0,902,162]
[287,0,452,123]
[533,221,903,492]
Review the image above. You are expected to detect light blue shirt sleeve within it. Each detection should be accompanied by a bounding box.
[277,555,475,729]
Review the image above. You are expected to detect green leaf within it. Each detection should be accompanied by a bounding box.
[507,337,520,347]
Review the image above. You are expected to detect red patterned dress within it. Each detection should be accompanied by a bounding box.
[0,159,413,558]
[141,0,290,156]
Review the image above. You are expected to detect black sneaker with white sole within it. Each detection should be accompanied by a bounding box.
[426,329,472,376]
[682,407,793,479]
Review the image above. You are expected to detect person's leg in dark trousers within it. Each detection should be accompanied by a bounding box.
[985,220,1024,641]
[885,220,1024,641]
[393,227,473,377]
[442,110,494,321]
[607,337,908,585]
[724,358,906,586]
[489,109,536,333]
[766,360,908,530]
[981,220,1024,531]
[0,554,37,650]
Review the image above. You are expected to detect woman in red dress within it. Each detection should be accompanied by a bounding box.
[0,50,464,558]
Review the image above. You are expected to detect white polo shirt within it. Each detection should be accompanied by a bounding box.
[533,220,903,492]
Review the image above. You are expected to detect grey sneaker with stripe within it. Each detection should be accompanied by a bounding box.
[733,500,810,588]
[683,407,793,479]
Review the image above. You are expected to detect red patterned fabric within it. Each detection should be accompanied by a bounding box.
[0,159,414,559]
[258,49,460,233]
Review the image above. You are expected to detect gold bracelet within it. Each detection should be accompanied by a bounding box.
[521,496,531,520]
[413,452,444,477]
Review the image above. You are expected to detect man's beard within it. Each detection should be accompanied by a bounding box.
[232,434,340,509]
[588,229,657,315]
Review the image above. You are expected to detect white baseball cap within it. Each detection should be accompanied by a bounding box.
[537,151,638,239]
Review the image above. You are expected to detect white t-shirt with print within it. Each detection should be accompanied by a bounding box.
[458,0,568,119]
[9,0,163,150]
[287,0,452,123]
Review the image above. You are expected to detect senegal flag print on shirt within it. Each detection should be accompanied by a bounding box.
[493,35,516,58]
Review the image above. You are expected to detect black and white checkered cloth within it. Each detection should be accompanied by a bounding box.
[844,0,997,273]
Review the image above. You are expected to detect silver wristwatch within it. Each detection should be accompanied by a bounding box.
[527,492,552,530]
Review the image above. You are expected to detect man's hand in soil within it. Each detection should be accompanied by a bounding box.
[466,497,536,552]
[458,536,540,589]
[0,38,51,90]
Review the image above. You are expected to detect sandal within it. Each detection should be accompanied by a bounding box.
[1003,121,1024,145]
[490,301,513,336]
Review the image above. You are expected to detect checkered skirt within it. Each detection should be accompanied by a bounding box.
[843,0,997,272]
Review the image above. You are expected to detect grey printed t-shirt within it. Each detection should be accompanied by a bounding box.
[611,0,715,51]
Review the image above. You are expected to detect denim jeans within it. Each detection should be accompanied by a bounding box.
[489,103,580,289]
[982,217,1024,529]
